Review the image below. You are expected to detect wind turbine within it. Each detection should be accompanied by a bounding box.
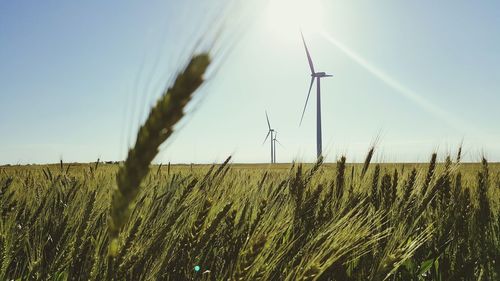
[299,32,333,159]
[272,131,283,163]
[263,111,275,163]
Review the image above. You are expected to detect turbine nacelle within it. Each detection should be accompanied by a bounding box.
[312,72,333,78]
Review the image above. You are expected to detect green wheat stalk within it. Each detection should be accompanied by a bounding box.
[108,53,210,256]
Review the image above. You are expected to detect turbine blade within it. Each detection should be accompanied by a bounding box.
[301,32,315,74]
[275,139,284,147]
[265,111,271,130]
[262,131,271,145]
[300,77,315,125]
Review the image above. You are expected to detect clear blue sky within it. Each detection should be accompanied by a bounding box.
[1,0,499,164]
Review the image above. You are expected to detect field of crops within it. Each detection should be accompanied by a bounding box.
[0,54,498,281]
[0,153,499,280]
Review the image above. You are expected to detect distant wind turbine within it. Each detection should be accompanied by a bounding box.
[299,32,333,159]
[263,111,275,163]
[272,131,283,163]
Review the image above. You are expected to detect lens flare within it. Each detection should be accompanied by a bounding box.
[266,0,325,40]
[319,30,467,133]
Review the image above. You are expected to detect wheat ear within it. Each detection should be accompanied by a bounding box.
[108,54,210,256]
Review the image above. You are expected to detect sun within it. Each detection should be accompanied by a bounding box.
[265,0,325,39]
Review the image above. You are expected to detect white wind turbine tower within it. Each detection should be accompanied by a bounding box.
[299,32,333,159]
[272,131,283,164]
[263,111,275,163]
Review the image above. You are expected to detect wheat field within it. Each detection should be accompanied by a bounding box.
[0,153,499,280]
[1,53,499,281]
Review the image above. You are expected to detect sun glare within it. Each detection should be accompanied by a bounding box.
[265,0,325,40]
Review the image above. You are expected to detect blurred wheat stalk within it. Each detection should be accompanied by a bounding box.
[108,54,210,256]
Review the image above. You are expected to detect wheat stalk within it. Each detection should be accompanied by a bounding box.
[108,53,210,256]
[361,146,375,179]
